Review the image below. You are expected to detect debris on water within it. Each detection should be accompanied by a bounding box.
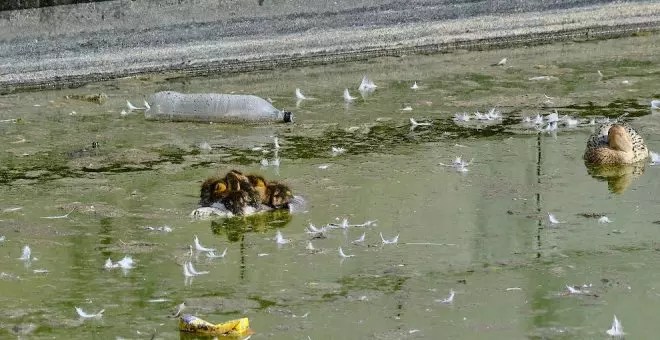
[273,137,281,149]
[33,269,49,274]
[650,151,660,165]
[439,156,471,173]
[338,247,354,258]
[529,75,558,81]
[178,315,252,337]
[435,290,455,304]
[66,92,108,105]
[3,207,23,213]
[41,208,75,219]
[143,225,172,232]
[352,232,366,244]
[198,142,212,151]
[126,100,150,111]
[493,57,507,66]
[565,284,590,295]
[331,147,346,156]
[171,302,186,317]
[104,256,135,270]
[183,262,208,278]
[651,99,660,109]
[506,287,522,291]
[275,230,289,245]
[411,82,419,90]
[18,245,31,261]
[598,216,613,223]
[0,236,5,242]
[148,298,170,303]
[318,164,330,169]
[295,88,309,100]
[306,241,315,251]
[380,232,399,245]
[206,248,228,258]
[75,307,105,319]
[473,108,502,121]
[547,212,562,225]
[453,112,470,122]
[606,315,624,337]
[409,118,431,130]
[116,256,135,269]
[358,75,377,92]
[344,89,357,103]
[194,235,216,252]
[401,106,413,111]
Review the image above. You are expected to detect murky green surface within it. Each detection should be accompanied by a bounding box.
[2,35,660,339]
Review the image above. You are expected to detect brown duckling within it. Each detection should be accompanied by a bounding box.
[583,123,648,164]
[246,175,294,210]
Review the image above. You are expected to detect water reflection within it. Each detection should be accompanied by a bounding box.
[585,162,646,194]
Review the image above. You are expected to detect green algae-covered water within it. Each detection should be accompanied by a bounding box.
[2,35,660,339]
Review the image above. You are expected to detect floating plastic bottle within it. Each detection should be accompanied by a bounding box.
[144,91,293,123]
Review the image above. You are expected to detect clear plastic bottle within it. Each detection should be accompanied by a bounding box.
[145,91,293,123]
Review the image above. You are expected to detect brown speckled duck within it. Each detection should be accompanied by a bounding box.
[583,123,649,164]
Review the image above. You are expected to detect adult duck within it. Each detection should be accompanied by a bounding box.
[583,123,649,164]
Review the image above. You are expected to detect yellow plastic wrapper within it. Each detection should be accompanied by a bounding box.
[178,314,253,337]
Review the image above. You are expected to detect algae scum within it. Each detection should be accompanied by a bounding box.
[2,35,660,339]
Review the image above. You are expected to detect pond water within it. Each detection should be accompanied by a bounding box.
[2,34,660,339]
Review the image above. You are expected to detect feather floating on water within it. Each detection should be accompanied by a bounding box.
[295,88,308,100]
[194,235,216,252]
[358,75,377,91]
[606,315,624,337]
[75,307,105,318]
[380,232,399,245]
[338,247,354,258]
[343,88,357,103]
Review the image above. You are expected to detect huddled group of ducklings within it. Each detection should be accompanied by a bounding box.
[199,170,294,216]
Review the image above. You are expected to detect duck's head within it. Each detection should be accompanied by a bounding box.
[608,124,633,153]
[266,182,294,210]
[199,176,228,207]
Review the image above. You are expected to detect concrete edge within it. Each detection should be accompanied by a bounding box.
[1,20,659,95]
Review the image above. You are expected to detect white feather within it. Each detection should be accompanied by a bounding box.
[343,88,357,102]
[651,100,660,109]
[352,232,366,244]
[380,232,399,245]
[186,262,208,275]
[358,75,377,91]
[75,307,105,318]
[19,245,31,261]
[275,230,289,245]
[606,315,624,337]
[338,247,354,258]
[295,88,307,100]
[206,248,227,258]
[194,235,216,252]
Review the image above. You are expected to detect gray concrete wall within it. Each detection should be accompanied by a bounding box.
[1,0,660,92]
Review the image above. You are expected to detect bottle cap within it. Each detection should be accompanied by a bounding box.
[283,111,294,123]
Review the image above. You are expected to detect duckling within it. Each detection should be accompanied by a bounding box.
[246,174,294,210]
[583,123,649,164]
[264,181,295,210]
[199,170,261,215]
